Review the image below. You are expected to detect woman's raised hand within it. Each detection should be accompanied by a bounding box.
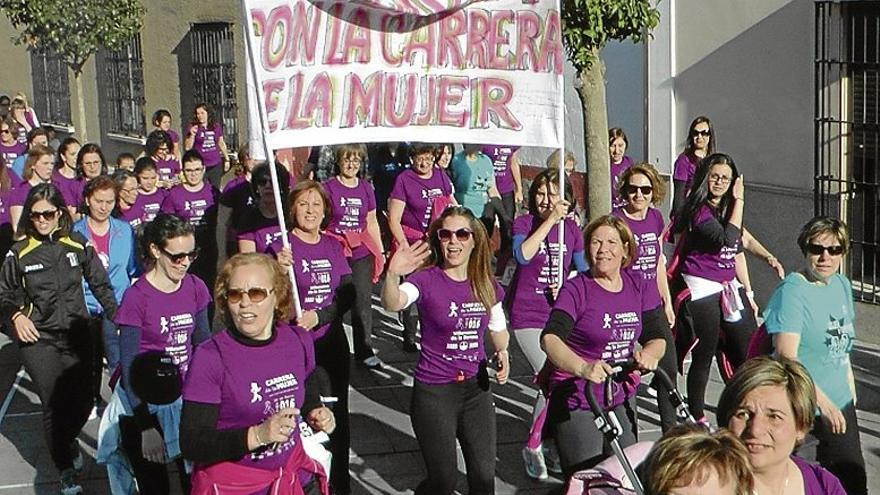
[387,240,430,277]
[732,175,745,201]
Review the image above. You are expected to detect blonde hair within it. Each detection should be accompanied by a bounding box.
[546,148,576,171]
[214,253,293,325]
[618,162,667,206]
[23,144,54,181]
[644,425,754,495]
[583,215,638,269]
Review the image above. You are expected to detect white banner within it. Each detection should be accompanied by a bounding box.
[243,0,564,150]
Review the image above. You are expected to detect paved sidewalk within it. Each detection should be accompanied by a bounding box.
[0,300,878,493]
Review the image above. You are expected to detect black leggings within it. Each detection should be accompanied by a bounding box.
[411,372,496,495]
[683,288,756,418]
[314,321,352,494]
[814,401,867,495]
[484,192,515,254]
[349,255,375,360]
[642,306,679,432]
[118,414,189,494]
[18,329,93,471]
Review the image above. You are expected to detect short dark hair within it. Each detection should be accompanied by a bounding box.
[797,216,849,257]
[182,149,203,166]
[76,143,108,178]
[19,183,72,238]
[26,127,48,145]
[116,152,136,165]
[528,168,574,217]
[83,174,118,200]
[152,109,172,127]
[134,156,157,176]
[145,129,171,157]
[138,213,195,268]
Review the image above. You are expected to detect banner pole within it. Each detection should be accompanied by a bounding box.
[241,0,303,318]
[556,0,566,291]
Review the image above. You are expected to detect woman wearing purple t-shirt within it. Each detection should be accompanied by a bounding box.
[146,129,180,189]
[609,128,634,209]
[509,169,587,480]
[324,144,385,368]
[382,206,511,495]
[718,357,847,495]
[388,143,455,352]
[112,169,143,229]
[152,109,180,160]
[235,162,290,254]
[541,215,666,475]
[53,137,81,215]
[181,253,334,494]
[102,214,211,494]
[670,153,757,422]
[132,157,167,226]
[0,118,26,164]
[671,116,714,218]
[10,144,54,238]
[613,163,679,431]
[0,154,19,255]
[184,103,229,188]
[275,180,355,495]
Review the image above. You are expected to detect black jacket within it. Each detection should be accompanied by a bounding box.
[0,231,117,332]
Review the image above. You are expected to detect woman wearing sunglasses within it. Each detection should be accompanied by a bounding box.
[0,183,117,494]
[235,162,290,254]
[507,169,586,480]
[181,253,335,494]
[9,144,55,238]
[612,163,678,431]
[99,213,212,494]
[762,217,866,494]
[272,179,355,495]
[671,116,714,218]
[382,206,510,495]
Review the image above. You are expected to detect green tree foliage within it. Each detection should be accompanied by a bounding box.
[0,0,145,75]
[560,0,660,218]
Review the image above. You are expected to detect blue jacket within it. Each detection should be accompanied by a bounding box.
[73,217,138,314]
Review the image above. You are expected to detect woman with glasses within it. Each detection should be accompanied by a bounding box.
[324,144,385,368]
[0,183,117,495]
[146,130,180,190]
[272,180,355,495]
[151,109,180,160]
[382,206,510,495]
[762,217,866,494]
[99,213,212,494]
[10,144,55,237]
[0,118,27,165]
[161,149,219,291]
[612,163,678,431]
[235,162,290,254]
[388,143,455,351]
[672,116,714,218]
[670,153,757,424]
[508,169,586,480]
[113,169,143,229]
[181,253,335,494]
[184,103,229,188]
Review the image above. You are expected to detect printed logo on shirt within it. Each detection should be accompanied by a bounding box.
[249,371,301,461]
[603,313,612,329]
[825,315,854,365]
[66,252,79,267]
[446,300,488,356]
[23,263,44,272]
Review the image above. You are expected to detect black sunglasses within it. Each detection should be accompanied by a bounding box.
[226,287,273,304]
[625,185,653,195]
[437,228,473,242]
[29,209,58,221]
[806,243,844,256]
[160,246,200,264]
[692,129,711,137]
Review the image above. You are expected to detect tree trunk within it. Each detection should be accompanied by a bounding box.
[576,53,611,220]
[74,73,88,142]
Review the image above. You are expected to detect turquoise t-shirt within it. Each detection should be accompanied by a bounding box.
[450,151,494,217]
[763,272,855,409]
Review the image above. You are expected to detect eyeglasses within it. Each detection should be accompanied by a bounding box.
[437,228,473,242]
[0,129,9,134]
[692,129,711,137]
[160,246,200,264]
[226,286,273,304]
[29,209,58,221]
[183,167,204,173]
[625,185,653,195]
[342,158,362,165]
[806,243,844,256]
[709,174,731,184]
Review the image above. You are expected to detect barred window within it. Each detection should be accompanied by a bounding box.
[190,22,239,151]
[30,49,72,126]
[97,34,146,137]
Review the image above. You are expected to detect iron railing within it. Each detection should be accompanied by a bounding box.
[190,22,239,152]
[97,34,147,137]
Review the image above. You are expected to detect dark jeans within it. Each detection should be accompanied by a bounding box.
[204,164,224,190]
[18,327,93,471]
[643,306,678,432]
[119,414,189,494]
[349,255,375,360]
[400,304,419,346]
[813,401,867,495]
[411,372,496,495]
[314,321,352,494]
[484,192,515,253]
[683,288,755,418]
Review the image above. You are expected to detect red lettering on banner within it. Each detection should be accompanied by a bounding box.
[287,2,322,66]
[380,15,404,66]
[437,75,468,127]
[323,4,346,65]
[383,73,418,127]
[438,10,466,69]
[340,8,372,64]
[261,5,291,70]
[401,23,436,67]
[514,10,541,71]
[472,78,521,130]
[414,75,438,125]
[285,72,333,129]
[538,10,563,74]
[262,79,286,131]
[342,72,382,127]
[487,10,513,70]
[466,10,490,69]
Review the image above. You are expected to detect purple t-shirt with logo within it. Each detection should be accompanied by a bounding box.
[405,266,504,385]
[0,141,26,165]
[508,214,583,330]
[681,204,740,283]
[238,222,285,254]
[481,145,519,195]
[389,169,453,240]
[114,274,212,377]
[183,324,315,471]
[549,270,649,411]
[154,157,181,184]
[324,178,376,260]
[191,123,224,168]
[51,172,83,209]
[133,189,166,226]
[613,207,664,311]
[269,233,351,340]
[791,456,846,495]
[161,183,217,228]
[610,156,634,208]
[673,152,700,192]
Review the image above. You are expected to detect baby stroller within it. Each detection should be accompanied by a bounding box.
[565,361,697,495]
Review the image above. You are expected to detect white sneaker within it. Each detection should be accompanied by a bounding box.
[59,468,82,495]
[543,443,562,475]
[522,446,548,480]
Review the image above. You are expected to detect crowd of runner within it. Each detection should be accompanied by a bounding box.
[0,95,866,495]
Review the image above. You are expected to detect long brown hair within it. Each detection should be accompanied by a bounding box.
[424,206,496,312]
